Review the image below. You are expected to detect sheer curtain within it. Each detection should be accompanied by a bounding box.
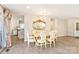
[3,8,12,48]
[0,17,7,48]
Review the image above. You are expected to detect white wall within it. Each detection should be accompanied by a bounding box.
[24,15,32,41]
[56,18,68,37]
[67,19,74,36]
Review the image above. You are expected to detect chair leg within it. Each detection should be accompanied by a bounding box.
[45,42,47,48]
[50,42,52,47]
[41,43,43,48]
[28,42,30,47]
[53,41,55,47]
[36,42,39,46]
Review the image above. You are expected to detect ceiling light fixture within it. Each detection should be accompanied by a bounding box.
[26,5,30,9]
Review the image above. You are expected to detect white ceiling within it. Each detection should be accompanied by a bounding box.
[3,4,79,18]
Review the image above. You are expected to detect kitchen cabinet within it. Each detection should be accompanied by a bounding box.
[74,21,79,37]
[18,29,24,39]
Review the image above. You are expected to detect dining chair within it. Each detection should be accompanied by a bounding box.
[47,31,56,47]
[26,32,36,47]
[36,31,47,48]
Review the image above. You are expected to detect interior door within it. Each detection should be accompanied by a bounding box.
[75,21,79,37]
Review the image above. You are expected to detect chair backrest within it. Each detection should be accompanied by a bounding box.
[26,32,30,41]
[39,32,46,41]
[27,32,34,41]
[50,31,56,40]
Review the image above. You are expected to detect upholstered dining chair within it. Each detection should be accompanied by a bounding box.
[47,31,56,47]
[36,31,47,48]
[26,32,36,47]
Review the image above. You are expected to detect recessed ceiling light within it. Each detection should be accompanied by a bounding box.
[26,5,30,9]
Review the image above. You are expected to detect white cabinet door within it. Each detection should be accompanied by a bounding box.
[74,21,79,37]
[18,29,24,39]
[12,29,17,35]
